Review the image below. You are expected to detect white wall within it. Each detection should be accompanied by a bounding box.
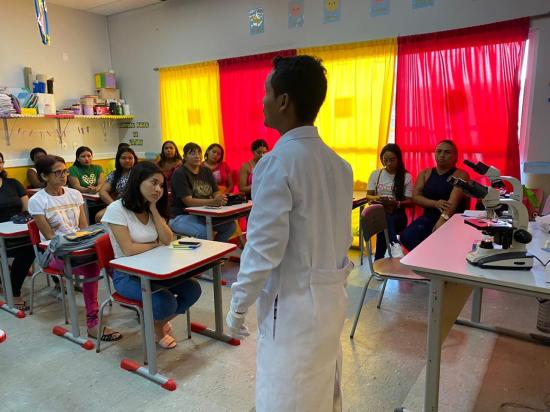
[0,0,127,166]
[107,0,550,159]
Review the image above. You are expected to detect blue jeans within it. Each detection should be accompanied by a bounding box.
[169,214,236,242]
[112,270,201,321]
[400,214,438,252]
[375,211,408,260]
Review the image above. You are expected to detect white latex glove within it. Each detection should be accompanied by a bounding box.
[226,309,250,340]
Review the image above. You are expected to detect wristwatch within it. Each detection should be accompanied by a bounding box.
[441,212,450,221]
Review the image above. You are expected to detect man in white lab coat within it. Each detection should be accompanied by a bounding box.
[226,55,354,411]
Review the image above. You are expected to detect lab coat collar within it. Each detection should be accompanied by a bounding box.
[276,126,320,147]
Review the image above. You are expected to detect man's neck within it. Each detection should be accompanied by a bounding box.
[276,121,313,136]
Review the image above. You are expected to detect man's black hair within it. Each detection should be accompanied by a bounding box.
[270,55,327,123]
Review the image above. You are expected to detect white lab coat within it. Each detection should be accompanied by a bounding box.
[230,126,353,412]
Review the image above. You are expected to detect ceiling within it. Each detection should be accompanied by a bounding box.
[47,0,165,16]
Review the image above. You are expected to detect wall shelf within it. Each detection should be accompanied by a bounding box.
[1,114,134,145]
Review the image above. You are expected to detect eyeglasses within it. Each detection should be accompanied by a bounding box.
[51,169,69,177]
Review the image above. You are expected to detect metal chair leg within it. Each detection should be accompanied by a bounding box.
[58,276,69,324]
[350,275,374,338]
[137,307,147,365]
[96,298,111,353]
[29,271,39,315]
[186,310,191,339]
[377,279,388,309]
[101,269,113,306]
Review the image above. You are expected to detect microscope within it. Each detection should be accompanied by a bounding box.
[448,160,533,269]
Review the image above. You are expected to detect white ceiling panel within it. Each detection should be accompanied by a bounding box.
[47,0,163,16]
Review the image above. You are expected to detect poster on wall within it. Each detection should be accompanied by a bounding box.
[249,8,265,35]
[323,0,341,24]
[288,0,304,28]
[412,0,434,9]
[370,0,390,17]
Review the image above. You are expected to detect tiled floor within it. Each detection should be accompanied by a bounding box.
[1,250,549,411]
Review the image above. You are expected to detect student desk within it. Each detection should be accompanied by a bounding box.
[0,221,30,318]
[184,201,253,241]
[400,214,550,412]
[109,240,237,390]
[353,191,369,264]
[39,240,98,350]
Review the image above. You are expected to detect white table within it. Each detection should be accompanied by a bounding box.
[400,214,550,411]
[110,240,237,390]
[39,240,98,350]
[184,201,253,241]
[0,221,30,318]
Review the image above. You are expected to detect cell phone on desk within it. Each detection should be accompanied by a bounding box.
[178,240,201,246]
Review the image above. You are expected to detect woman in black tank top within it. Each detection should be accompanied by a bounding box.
[400,140,469,251]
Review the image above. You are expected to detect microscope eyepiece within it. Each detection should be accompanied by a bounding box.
[447,175,488,199]
[464,159,490,175]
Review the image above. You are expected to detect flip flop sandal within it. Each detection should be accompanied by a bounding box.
[100,330,123,342]
[13,301,30,311]
[158,334,177,349]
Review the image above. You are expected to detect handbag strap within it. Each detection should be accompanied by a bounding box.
[374,169,383,196]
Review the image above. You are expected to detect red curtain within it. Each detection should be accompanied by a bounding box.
[219,49,296,173]
[395,18,529,183]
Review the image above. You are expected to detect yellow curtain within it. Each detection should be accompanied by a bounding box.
[299,38,397,239]
[159,61,223,152]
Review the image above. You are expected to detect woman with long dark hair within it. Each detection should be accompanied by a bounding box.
[202,143,233,193]
[97,147,137,222]
[102,161,201,349]
[156,140,182,189]
[367,143,413,260]
[68,146,104,194]
[169,142,235,241]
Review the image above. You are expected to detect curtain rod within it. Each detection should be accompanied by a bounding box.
[152,12,549,72]
[531,11,550,21]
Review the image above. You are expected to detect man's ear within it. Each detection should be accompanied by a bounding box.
[278,93,290,112]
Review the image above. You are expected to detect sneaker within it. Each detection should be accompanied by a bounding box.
[390,242,405,258]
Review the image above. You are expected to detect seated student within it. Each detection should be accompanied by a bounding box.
[0,152,35,310]
[238,139,268,196]
[27,147,47,188]
[68,146,104,194]
[169,142,236,241]
[202,143,233,193]
[28,155,121,341]
[97,147,137,222]
[156,140,182,190]
[367,143,413,260]
[400,140,469,251]
[102,161,201,349]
